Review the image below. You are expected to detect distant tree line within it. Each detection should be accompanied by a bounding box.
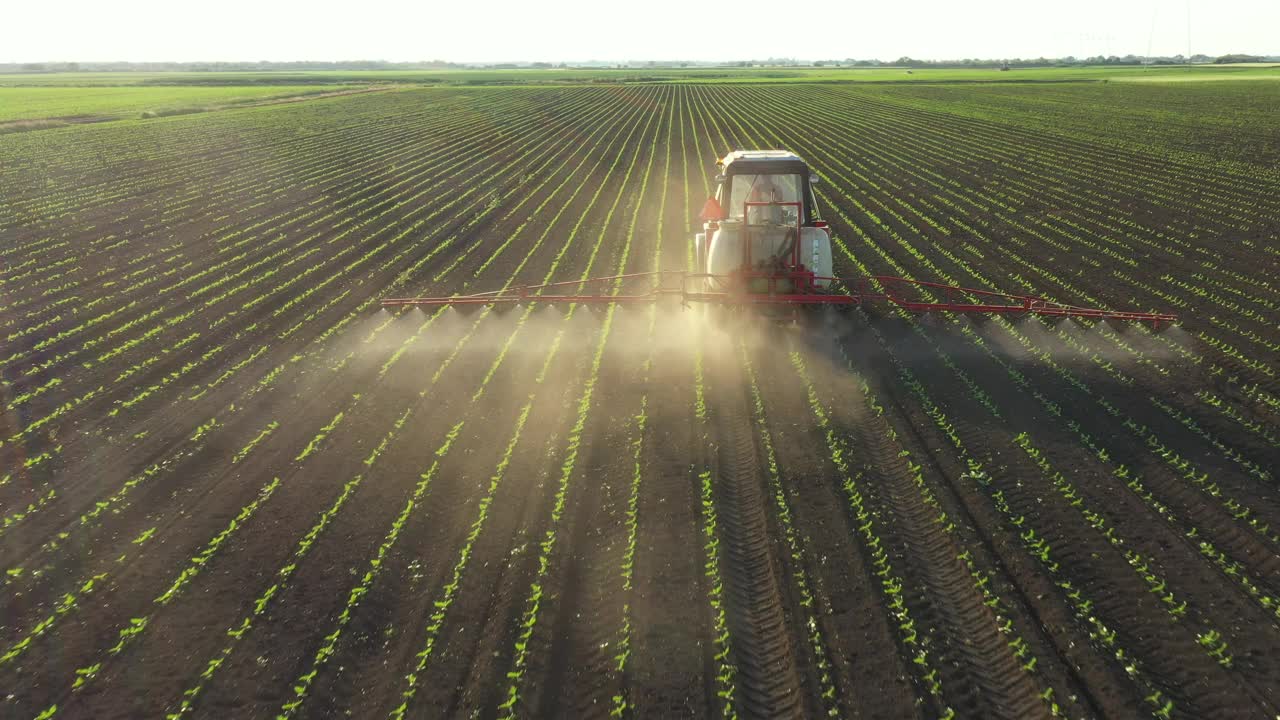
[0,60,470,73]
[817,54,1276,68]
[3,54,1276,74]
[1211,54,1270,64]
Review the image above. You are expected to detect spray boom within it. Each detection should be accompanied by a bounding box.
[381,271,1177,326]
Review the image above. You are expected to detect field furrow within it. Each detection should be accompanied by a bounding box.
[3,77,1278,720]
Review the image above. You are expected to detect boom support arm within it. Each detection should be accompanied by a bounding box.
[381,271,1177,325]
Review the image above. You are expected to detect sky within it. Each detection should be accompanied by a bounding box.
[5,0,1277,63]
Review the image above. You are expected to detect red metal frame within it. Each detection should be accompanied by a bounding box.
[382,198,1174,324]
[741,200,803,269]
[380,270,1178,326]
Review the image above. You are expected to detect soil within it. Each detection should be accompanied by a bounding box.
[2,82,1279,720]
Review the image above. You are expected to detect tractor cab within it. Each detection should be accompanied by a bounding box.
[696,150,833,294]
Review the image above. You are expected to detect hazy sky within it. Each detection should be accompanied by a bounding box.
[7,0,1277,63]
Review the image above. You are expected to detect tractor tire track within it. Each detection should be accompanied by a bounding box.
[881,313,1270,720]
[797,330,1050,720]
[704,342,806,720]
[843,313,1113,720]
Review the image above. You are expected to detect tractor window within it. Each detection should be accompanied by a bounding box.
[727,173,802,225]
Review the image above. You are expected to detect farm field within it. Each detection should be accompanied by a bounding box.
[1,78,1279,720]
[2,63,1277,88]
[0,85,364,124]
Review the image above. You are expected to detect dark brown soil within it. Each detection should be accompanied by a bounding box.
[2,82,1278,720]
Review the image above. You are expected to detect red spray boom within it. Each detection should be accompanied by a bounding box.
[381,270,1177,326]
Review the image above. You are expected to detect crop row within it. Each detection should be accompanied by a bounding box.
[691,82,1280,712]
[712,83,1278,538]
[0,85,636,552]
[0,87,660,702]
